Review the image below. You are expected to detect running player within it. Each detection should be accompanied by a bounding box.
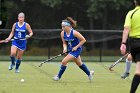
[53,17,94,81]
[5,12,33,73]
[121,53,132,79]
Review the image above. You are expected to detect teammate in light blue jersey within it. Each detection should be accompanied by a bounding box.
[53,17,94,81]
[6,12,33,73]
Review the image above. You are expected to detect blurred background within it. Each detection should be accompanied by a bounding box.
[0,0,134,62]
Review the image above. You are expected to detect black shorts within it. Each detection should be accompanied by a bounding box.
[129,38,140,62]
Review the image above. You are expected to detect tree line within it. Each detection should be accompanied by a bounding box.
[1,0,134,30]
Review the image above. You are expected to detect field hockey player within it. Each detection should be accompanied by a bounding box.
[5,12,33,73]
[53,17,94,81]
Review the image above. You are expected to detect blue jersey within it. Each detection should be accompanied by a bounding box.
[14,22,27,39]
[64,29,82,58]
[12,22,27,50]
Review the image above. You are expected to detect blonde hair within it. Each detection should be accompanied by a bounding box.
[18,12,25,18]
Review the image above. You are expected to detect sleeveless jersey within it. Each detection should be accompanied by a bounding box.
[63,29,82,51]
[12,22,27,50]
[14,22,27,39]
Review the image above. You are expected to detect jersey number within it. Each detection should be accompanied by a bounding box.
[68,41,72,48]
[18,32,22,38]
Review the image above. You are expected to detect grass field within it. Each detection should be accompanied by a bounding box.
[0,61,140,93]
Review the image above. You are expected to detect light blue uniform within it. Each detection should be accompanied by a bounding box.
[12,22,27,50]
[64,28,82,58]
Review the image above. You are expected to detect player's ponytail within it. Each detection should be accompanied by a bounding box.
[66,17,77,28]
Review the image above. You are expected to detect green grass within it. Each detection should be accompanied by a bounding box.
[0,55,126,62]
[0,62,139,93]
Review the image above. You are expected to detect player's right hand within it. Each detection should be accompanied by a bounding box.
[120,43,126,55]
[63,48,67,53]
[5,38,10,42]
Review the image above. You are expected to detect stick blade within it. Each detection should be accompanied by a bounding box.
[109,64,114,71]
[38,63,43,67]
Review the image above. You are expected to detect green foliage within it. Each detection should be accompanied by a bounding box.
[4,1,17,9]
[87,0,132,19]
[41,0,62,7]
[1,0,134,29]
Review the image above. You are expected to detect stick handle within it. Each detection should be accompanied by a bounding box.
[11,38,26,41]
[38,50,72,67]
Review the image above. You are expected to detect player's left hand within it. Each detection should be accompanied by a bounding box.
[72,47,77,51]
[25,35,31,39]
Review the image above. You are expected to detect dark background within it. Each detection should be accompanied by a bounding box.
[0,0,134,30]
[0,0,135,61]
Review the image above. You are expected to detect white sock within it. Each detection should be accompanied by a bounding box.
[125,58,132,73]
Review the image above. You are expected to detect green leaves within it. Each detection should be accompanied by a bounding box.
[41,0,62,7]
[87,0,132,19]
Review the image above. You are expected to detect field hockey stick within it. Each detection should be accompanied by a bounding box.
[109,53,129,71]
[0,39,15,43]
[38,50,71,67]
[0,38,27,43]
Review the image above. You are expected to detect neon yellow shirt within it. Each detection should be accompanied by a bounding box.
[124,6,140,38]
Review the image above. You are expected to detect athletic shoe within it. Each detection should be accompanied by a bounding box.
[8,64,15,70]
[15,69,20,73]
[121,72,129,79]
[88,70,94,81]
[53,75,60,81]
